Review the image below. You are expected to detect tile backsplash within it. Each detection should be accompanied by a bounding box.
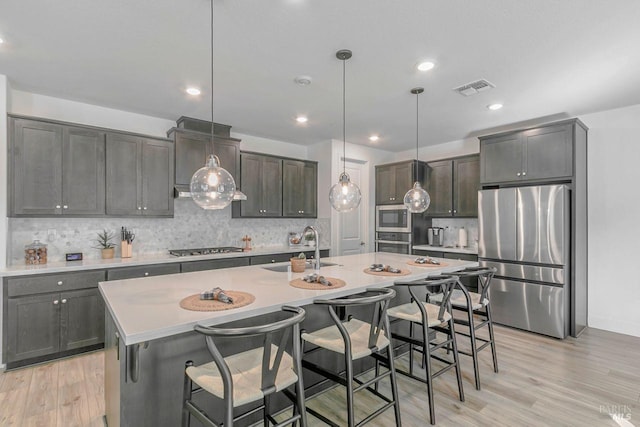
[8,200,330,264]
[431,218,479,249]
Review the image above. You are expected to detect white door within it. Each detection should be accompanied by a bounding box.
[339,163,366,255]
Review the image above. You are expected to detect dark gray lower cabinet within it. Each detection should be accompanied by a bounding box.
[3,270,106,368]
[182,258,250,272]
[107,263,181,280]
[250,253,294,265]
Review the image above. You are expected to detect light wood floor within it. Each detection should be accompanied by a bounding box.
[1,325,639,426]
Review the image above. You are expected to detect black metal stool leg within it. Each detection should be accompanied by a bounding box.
[182,361,194,427]
[345,354,356,427]
[449,316,465,403]
[466,304,482,390]
[422,324,436,425]
[486,305,499,373]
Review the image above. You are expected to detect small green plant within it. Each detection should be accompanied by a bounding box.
[298,252,306,259]
[94,229,116,249]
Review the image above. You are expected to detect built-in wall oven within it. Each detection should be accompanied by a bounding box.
[375,232,412,254]
[376,205,411,233]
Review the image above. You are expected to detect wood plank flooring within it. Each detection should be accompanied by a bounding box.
[1,326,639,426]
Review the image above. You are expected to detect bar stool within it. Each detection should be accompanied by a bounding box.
[388,275,464,425]
[182,305,307,427]
[439,266,499,390]
[300,287,401,427]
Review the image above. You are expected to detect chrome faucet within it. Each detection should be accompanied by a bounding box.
[303,225,320,273]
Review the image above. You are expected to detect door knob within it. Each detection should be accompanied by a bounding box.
[360,242,366,246]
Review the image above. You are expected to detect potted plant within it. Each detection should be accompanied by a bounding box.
[304,231,316,247]
[290,252,307,273]
[95,229,116,259]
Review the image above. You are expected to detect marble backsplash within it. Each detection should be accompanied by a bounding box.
[430,217,479,249]
[8,199,330,264]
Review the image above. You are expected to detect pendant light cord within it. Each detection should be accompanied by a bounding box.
[415,91,419,183]
[342,56,346,176]
[210,0,215,139]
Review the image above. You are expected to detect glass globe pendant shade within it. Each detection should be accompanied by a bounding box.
[190,155,237,210]
[404,181,430,213]
[329,172,361,212]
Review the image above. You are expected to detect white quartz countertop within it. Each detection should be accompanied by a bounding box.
[99,252,477,346]
[0,245,329,277]
[413,245,478,255]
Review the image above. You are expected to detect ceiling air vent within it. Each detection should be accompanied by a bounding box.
[453,79,496,97]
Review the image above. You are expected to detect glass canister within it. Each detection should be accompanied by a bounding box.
[25,240,48,265]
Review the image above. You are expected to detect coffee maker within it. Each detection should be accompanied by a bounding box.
[427,227,444,246]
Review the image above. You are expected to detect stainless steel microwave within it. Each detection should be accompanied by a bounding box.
[375,205,411,233]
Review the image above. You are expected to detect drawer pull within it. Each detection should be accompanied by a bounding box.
[144,272,149,277]
[57,281,63,286]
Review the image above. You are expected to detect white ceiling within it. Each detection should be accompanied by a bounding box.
[2,0,640,151]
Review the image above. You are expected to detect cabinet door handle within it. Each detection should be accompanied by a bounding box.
[271,259,276,263]
[61,299,67,304]
[138,207,142,210]
[57,281,63,286]
[517,172,521,177]
[448,209,452,213]
[144,272,149,277]
[63,205,68,209]
[143,207,147,210]
[453,209,457,214]
[522,171,527,176]
[53,300,59,305]
[301,210,304,214]
[55,205,61,209]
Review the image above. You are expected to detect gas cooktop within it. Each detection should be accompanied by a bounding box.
[169,247,244,257]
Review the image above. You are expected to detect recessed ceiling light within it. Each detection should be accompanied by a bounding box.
[487,103,503,111]
[296,116,308,123]
[369,135,379,142]
[416,61,435,72]
[294,75,313,86]
[186,87,201,96]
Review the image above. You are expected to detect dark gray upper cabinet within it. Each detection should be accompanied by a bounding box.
[375,160,426,205]
[453,156,480,217]
[480,122,573,184]
[282,159,317,218]
[106,134,174,217]
[9,118,106,216]
[169,128,240,192]
[235,153,283,217]
[424,160,453,216]
[424,155,479,217]
[62,126,106,215]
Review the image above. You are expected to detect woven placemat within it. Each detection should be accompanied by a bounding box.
[406,260,449,268]
[179,291,255,312]
[363,268,411,276]
[289,277,346,290]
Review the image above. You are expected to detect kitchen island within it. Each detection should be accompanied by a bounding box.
[100,252,477,427]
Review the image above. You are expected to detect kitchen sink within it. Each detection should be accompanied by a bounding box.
[262,262,338,273]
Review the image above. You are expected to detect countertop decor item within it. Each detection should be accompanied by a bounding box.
[288,232,302,246]
[25,240,47,265]
[289,276,346,290]
[407,258,448,268]
[403,87,431,214]
[120,226,134,258]
[363,266,411,276]
[189,0,245,209]
[94,229,116,259]
[290,252,306,273]
[179,290,255,312]
[329,49,362,212]
[242,235,252,251]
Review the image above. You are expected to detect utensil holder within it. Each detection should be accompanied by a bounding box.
[121,241,133,258]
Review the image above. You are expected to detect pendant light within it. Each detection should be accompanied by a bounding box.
[190,0,245,209]
[403,87,430,213]
[329,49,362,212]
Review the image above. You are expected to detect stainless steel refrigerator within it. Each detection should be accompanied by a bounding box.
[478,185,572,338]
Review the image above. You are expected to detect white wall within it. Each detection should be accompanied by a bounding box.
[393,137,479,162]
[233,132,307,159]
[10,90,174,138]
[581,104,640,337]
[0,76,8,269]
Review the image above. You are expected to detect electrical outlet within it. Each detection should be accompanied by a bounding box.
[47,229,57,242]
